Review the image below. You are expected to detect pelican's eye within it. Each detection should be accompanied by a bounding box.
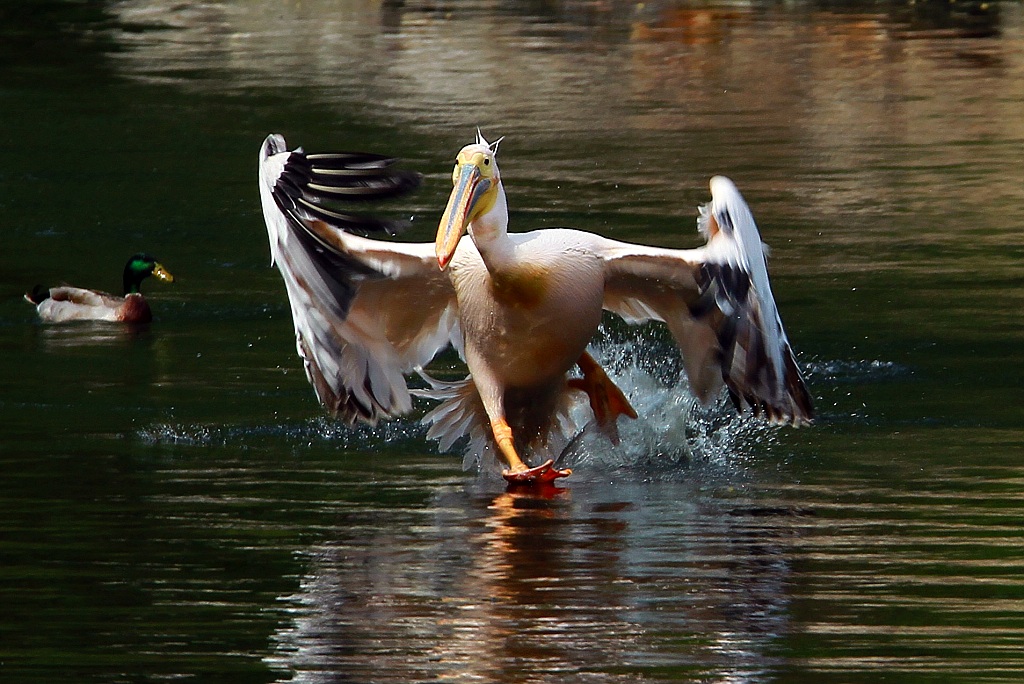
[483,157,490,166]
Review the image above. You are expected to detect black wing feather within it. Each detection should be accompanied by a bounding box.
[274,148,421,236]
[261,137,429,423]
[694,261,813,425]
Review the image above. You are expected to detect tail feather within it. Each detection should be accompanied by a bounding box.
[413,371,585,473]
[414,373,488,460]
[25,285,50,305]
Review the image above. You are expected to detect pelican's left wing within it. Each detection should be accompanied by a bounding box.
[259,134,459,424]
[600,176,813,426]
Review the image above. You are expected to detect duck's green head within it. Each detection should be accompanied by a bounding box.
[123,253,174,295]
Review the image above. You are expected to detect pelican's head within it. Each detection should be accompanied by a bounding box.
[436,132,503,269]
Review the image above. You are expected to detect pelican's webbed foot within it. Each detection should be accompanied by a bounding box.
[569,350,638,445]
[491,417,570,487]
[502,459,572,487]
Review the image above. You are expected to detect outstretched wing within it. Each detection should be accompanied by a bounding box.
[258,134,459,424]
[600,176,813,426]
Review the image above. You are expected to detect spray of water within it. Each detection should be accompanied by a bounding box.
[554,327,777,480]
[136,416,427,451]
[136,325,897,481]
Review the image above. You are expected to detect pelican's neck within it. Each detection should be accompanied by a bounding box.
[468,181,515,271]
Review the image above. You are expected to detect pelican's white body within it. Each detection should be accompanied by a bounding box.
[258,133,813,473]
[449,230,605,389]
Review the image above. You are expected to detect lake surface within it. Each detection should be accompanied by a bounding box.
[2,1,1023,682]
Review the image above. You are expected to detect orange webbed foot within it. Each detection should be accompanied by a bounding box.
[502,459,572,487]
[570,352,638,444]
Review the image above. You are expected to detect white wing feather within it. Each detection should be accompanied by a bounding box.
[259,134,458,424]
[601,176,812,425]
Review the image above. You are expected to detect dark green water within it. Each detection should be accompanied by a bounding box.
[2,1,1023,682]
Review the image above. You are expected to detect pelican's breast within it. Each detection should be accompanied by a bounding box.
[490,264,549,310]
[451,233,605,387]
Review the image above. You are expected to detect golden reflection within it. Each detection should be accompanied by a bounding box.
[480,488,572,603]
[630,8,741,45]
[266,482,802,682]
[423,487,621,680]
[35,321,152,349]
[105,0,1024,258]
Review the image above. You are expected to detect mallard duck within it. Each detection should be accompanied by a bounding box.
[258,133,812,485]
[25,253,174,324]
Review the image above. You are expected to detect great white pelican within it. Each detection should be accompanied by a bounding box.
[258,132,813,485]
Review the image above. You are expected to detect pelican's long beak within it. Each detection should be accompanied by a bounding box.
[152,263,175,284]
[436,161,492,270]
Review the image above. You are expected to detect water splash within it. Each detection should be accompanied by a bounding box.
[556,330,777,479]
[799,357,910,425]
[803,357,910,384]
[136,330,898,478]
[136,416,427,450]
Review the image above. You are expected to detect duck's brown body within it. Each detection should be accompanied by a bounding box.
[29,287,153,324]
[25,254,173,324]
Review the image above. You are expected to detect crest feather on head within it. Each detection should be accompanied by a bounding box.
[475,128,504,154]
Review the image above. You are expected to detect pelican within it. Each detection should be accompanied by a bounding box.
[258,132,812,485]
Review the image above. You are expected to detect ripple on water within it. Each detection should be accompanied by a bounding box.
[804,357,912,384]
[135,417,428,451]
[134,329,889,480]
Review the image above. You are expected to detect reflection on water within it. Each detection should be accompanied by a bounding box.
[780,450,1024,680]
[100,0,1024,319]
[267,482,795,682]
[32,320,154,350]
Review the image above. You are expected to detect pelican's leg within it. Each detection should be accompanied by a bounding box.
[491,416,572,485]
[568,350,638,445]
[491,416,527,471]
[471,358,571,486]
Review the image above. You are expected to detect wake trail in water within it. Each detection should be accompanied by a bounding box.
[136,417,427,451]
[136,325,901,477]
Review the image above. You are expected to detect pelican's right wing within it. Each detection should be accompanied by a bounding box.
[259,134,459,424]
[599,176,813,426]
